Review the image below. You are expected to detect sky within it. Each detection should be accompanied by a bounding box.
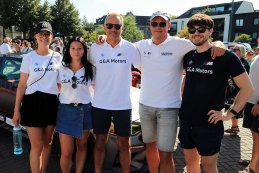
[48,0,259,22]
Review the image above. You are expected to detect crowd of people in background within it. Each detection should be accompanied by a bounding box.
[0,10,257,173]
[0,36,64,55]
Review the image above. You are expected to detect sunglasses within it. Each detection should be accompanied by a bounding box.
[151,22,167,28]
[38,31,51,37]
[105,23,122,30]
[233,48,240,52]
[188,26,210,34]
[71,76,77,89]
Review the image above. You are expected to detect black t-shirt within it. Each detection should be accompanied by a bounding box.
[180,48,245,127]
[225,57,250,104]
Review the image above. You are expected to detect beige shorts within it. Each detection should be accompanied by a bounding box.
[139,103,179,152]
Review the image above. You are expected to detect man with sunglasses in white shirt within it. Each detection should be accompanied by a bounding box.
[89,12,141,173]
[179,13,254,173]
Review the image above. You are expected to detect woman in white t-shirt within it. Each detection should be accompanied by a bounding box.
[12,21,62,173]
[55,37,94,173]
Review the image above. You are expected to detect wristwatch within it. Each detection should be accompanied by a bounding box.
[228,108,240,118]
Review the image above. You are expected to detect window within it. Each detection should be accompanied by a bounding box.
[254,18,259,25]
[235,33,241,38]
[171,22,177,31]
[216,7,224,13]
[236,19,244,26]
[181,21,185,29]
[252,32,258,39]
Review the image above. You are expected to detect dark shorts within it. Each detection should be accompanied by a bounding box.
[91,106,132,137]
[56,103,92,138]
[243,103,259,133]
[178,121,224,156]
[20,91,58,127]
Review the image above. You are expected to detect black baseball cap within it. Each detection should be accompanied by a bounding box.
[36,21,52,33]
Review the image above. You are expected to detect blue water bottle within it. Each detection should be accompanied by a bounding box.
[13,125,23,155]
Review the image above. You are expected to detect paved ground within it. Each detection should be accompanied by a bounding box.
[0,119,252,173]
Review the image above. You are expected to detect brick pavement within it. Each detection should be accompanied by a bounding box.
[0,119,253,173]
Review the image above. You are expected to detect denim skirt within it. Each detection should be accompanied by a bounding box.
[56,103,92,138]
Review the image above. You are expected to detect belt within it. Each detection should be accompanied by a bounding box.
[69,103,83,107]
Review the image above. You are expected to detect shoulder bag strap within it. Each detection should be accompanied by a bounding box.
[29,52,54,87]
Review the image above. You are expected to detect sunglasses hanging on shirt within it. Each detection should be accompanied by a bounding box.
[71,76,77,89]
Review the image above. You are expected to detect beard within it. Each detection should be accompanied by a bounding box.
[190,35,209,46]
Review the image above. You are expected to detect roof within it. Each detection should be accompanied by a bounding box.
[177,1,244,18]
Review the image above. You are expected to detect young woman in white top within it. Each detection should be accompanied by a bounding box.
[55,37,94,173]
[12,21,62,173]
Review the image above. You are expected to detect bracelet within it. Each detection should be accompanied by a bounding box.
[228,108,240,118]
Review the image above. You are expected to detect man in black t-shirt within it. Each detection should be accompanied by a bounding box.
[179,13,254,173]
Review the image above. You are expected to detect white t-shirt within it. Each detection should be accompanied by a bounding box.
[58,65,92,104]
[20,47,33,54]
[0,43,12,54]
[89,39,141,110]
[248,57,259,104]
[20,51,62,95]
[135,36,195,108]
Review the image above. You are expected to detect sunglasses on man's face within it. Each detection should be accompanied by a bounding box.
[188,26,210,34]
[150,21,167,28]
[71,76,77,89]
[105,23,122,30]
[38,31,51,37]
[233,48,240,52]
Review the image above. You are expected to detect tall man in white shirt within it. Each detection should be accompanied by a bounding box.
[89,13,140,173]
[134,12,195,173]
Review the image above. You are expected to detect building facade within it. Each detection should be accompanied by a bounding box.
[172,1,259,46]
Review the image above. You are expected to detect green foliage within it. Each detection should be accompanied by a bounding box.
[38,0,52,22]
[81,17,95,32]
[234,34,252,43]
[122,16,144,42]
[16,0,41,37]
[170,15,177,20]
[177,27,189,39]
[0,0,21,30]
[0,0,41,37]
[81,17,96,42]
[51,0,82,36]
[95,25,105,35]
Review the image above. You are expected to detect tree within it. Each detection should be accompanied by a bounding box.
[0,0,21,36]
[170,15,177,20]
[16,0,41,37]
[234,34,252,43]
[81,17,96,42]
[51,0,82,36]
[38,0,52,22]
[177,27,189,39]
[81,17,95,33]
[122,15,144,42]
[95,25,105,35]
[0,0,41,38]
